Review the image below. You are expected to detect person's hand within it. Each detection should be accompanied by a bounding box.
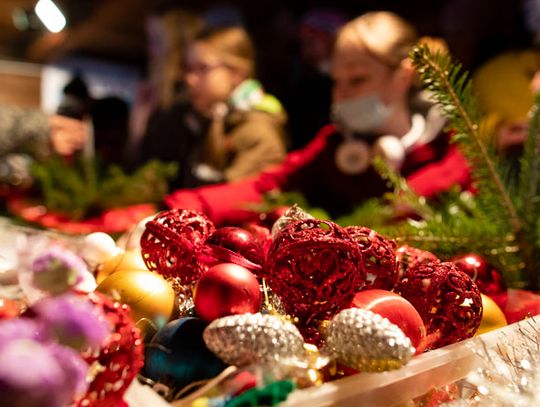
[48,115,88,155]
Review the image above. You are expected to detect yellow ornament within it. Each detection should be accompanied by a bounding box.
[476,294,507,336]
[95,249,148,284]
[96,269,175,340]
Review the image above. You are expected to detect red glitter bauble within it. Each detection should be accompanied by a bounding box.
[194,263,261,322]
[266,219,363,323]
[140,209,215,283]
[204,227,264,274]
[349,289,426,353]
[76,291,144,407]
[345,226,397,290]
[451,253,507,309]
[394,261,482,349]
[396,245,438,279]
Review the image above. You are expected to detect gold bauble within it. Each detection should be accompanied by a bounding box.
[95,250,148,284]
[96,269,175,340]
[476,293,507,336]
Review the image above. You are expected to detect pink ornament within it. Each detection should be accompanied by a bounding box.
[140,209,215,283]
[345,226,397,290]
[394,261,482,349]
[194,263,261,322]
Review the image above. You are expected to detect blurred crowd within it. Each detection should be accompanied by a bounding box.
[2,0,540,223]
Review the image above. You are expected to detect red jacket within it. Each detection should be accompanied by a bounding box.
[165,123,471,225]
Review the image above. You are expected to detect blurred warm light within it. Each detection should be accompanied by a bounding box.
[34,0,66,33]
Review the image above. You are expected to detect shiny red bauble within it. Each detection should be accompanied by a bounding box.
[349,289,426,353]
[205,227,264,272]
[451,253,507,309]
[345,226,397,290]
[194,263,261,322]
[394,261,482,349]
[140,209,215,283]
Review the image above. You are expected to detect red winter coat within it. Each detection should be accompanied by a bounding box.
[165,122,471,226]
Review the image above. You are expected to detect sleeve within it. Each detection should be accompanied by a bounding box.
[165,124,335,225]
[0,105,50,157]
[224,116,287,182]
[406,144,472,197]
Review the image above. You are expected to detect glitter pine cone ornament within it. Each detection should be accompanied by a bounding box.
[265,219,363,323]
[345,226,398,290]
[203,313,306,366]
[324,308,415,372]
[76,291,144,407]
[394,261,483,349]
[140,209,215,283]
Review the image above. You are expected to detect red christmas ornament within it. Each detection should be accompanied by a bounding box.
[451,253,507,310]
[0,298,19,319]
[76,291,144,407]
[266,219,363,323]
[140,209,215,283]
[349,289,426,353]
[396,245,438,279]
[345,226,397,290]
[244,223,273,260]
[204,227,264,275]
[394,261,482,349]
[194,263,261,322]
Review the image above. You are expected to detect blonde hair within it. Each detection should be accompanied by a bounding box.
[195,26,255,78]
[335,11,418,68]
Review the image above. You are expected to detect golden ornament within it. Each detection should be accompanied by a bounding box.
[475,293,507,336]
[96,269,175,340]
[95,249,148,284]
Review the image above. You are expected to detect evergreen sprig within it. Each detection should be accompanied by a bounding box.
[411,45,522,237]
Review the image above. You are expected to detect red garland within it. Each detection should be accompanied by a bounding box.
[345,226,397,290]
[394,261,482,349]
[140,209,215,283]
[266,219,363,324]
[76,292,144,407]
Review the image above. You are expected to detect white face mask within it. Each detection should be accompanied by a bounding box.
[331,93,392,134]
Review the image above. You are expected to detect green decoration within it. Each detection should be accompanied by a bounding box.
[31,157,177,220]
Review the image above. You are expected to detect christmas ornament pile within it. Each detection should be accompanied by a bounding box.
[122,207,486,395]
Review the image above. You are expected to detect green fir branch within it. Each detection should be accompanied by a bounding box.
[410,45,522,237]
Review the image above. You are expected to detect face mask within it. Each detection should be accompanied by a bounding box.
[331,93,391,134]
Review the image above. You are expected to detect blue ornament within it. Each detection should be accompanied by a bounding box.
[144,317,227,390]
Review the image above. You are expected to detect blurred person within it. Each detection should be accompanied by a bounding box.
[129,7,205,181]
[182,26,287,184]
[0,106,87,189]
[285,8,348,149]
[473,50,540,159]
[165,12,471,225]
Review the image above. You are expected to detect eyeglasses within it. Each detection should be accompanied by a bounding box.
[185,62,226,76]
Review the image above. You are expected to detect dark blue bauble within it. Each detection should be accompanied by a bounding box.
[144,317,227,389]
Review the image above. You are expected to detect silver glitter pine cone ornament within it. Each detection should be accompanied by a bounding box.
[325,308,415,372]
[203,313,305,366]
